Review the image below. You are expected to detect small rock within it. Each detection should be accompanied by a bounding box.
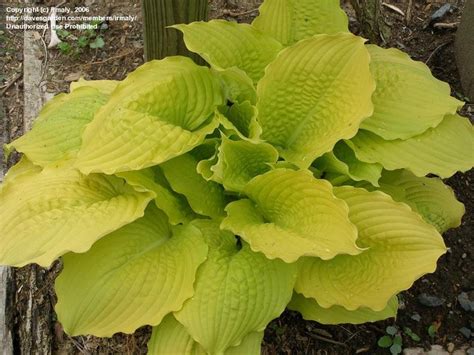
[399,298,406,310]
[466,348,474,355]
[462,253,467,259]
[458,292,474,312]
[431,4,452,22]
[418,293,446,307]
[447,343,455,352]
[411,312,422,322]
[460,327,472,339]
[403,348,425,355]
[427,345,449,355]
[64,72,82,82]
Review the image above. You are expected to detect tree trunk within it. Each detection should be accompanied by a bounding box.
[142,0,208,62]
[455,1,474,101]
[2,29,55,355]
[8,266,56,355]
[0,97,13,355]
[350,0,391,44]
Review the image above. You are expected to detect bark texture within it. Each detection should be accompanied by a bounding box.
[350,0,391,44]
[455,0,474,101]
[141,0,208,61]
[0,98,13,355]
[2,30,55,355]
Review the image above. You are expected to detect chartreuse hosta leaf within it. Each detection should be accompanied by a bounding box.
[173,20,282,83]
[175,220,295,354]
[160,154,227,218]
[253,0,349,46]
[148,315,204,355]
[0,166,154,267]
[221,169,361,263]
[75,56,224,175]
[257,33,375,168]
[5,87,108,167]
[194,139,220,180]
[356,170,464,233]
[0,156,41,192]
[215,67,257,105]
[1,2,470,347]
[55,204,208,337]
[361,45,463,140]
[217,102,262,142]
[116,168,195,225]
[147,314,263,355]
[296,186,447,311]
[209,136,278,192]
[348,114,474,178]
[288,293,398,325]
[224,331,263,355]
[314,141,383,186]
[70,78,119,95]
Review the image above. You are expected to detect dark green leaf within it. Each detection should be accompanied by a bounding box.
[428,325,437,338]
[403,327,421,342]
[390,344,402,354]
[377,335,393,348]
[89,37,105,49]
[77,36,89,48]
[393,335,402,346]
[386,326,398,336]
[57,42,72,54]
[56,29,70,39]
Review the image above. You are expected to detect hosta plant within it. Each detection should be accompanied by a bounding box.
[1,0,473,353]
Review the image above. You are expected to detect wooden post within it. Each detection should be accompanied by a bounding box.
[3,28,54,355]
[350,0,391,44]
[141,0,208,62]
[455,1,474,101]
[0,98,13,355]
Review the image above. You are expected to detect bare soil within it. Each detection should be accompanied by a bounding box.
[1,0,472,354]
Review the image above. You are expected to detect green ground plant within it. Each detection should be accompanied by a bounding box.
[1,0,473,353]
[378,326,403,354]
[56,21,105,56]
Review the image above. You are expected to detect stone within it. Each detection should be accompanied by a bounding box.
[460,327,472,339]
[431,4,452,23]
[455,1,474,100]
[418,293,446,307]
[426,345,449,355]
[458,292,474,312]
[404,348,426,355]
[427,345,449,355]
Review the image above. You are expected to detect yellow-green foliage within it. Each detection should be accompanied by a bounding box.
[1,0,472,354]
